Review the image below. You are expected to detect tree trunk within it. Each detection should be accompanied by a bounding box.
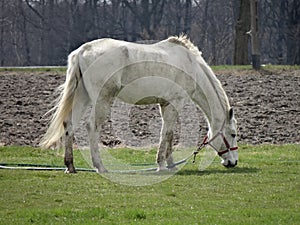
[278,0,287,64]
[19,0,31,65]
[175,1,181,34]
[183,0,192,34]
[286,0,300,65]
[0,0,4,66]
[234,0,251,65]
[250,0,260,70]
[141,0,151,38]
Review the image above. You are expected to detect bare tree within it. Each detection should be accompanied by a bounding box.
[286,0,300,65]
[123,0,165,39]
[234,0,250,65]
[0,0,6,66]
[250,0,260,70]
[183,0,192,34]
[1,0,298,66]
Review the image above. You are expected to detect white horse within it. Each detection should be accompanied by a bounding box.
[40,35,238,173]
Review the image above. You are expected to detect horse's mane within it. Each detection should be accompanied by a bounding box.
[167,34,202,56]
[168,34,230,114]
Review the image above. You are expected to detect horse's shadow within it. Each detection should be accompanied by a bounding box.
[176,166,260,176]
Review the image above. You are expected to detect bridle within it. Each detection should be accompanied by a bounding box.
[193,121,238,163]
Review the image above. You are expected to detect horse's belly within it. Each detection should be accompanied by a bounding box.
[116,77,188,106]
[117,95,164,105]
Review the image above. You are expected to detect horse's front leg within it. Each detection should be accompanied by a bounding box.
[157,129,176,171]
[157,104,178,171]
[63,118,76,173]
[165,130,176,170]
[157,128,168,171]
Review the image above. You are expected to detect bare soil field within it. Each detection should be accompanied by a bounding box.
[0,69,299,147]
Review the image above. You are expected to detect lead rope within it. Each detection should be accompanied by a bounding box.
[192,135,209,163]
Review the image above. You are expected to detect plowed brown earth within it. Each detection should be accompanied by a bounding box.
[0,70,299,147]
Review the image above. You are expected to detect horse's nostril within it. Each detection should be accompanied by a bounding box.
[223,160,237,168]
[224,162,232,168]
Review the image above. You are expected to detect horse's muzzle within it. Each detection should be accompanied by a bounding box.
[224,160,238,168]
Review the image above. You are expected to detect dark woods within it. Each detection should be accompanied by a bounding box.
[0,0,299,66]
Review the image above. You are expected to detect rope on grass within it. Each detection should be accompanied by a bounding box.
[0,156,192,174]
[0,163,96,172]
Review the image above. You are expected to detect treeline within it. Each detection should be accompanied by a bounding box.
[0,0,299,66]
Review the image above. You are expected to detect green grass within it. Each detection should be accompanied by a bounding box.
[0,144,299,224]
[0,66,66,73]
[212,64,300,70]
[212,65,253,71]
[212,64,300,75]
[1,65,299,74]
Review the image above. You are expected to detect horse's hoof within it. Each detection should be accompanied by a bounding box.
[65,168,77,174]
[168,166,178,172]
[96,167,108,173]
[156,167,168,172]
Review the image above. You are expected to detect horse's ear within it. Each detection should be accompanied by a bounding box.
[229,108,234,121]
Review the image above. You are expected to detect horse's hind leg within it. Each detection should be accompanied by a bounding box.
[63,115,76,173]
[63,89,90,174]
[87,106,108,173]
[157,103,178,171]
[87,88,118,173]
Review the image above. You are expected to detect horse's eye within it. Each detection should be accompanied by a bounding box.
[231,134,236,138]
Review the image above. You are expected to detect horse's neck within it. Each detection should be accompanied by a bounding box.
[204,92,226,133]
[194,63,228,133]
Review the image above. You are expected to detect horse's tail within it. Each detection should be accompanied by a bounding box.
[40,50,81,149]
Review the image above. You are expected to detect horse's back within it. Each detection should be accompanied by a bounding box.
[77,38,126,71]
[76,38,196,71]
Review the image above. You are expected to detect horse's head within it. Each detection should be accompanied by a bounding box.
[220,108,238,167]
[208,108,238,168]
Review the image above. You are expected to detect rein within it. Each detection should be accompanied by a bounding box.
[192,122,238,163]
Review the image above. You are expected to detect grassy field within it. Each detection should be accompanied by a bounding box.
[1,64,299,74]
[0,144,299,225]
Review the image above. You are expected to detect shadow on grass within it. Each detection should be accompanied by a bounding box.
[176,166,260,176]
